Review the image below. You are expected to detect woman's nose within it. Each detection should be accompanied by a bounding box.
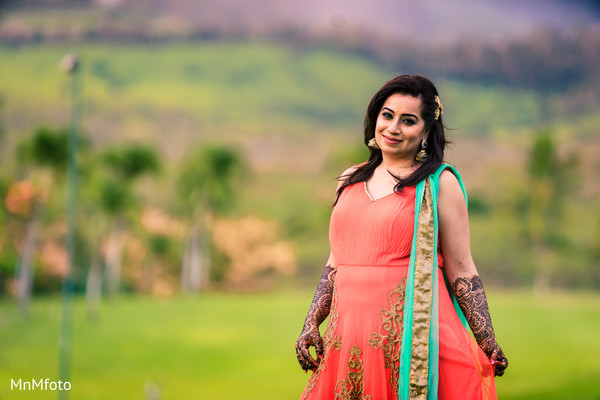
[387,120,402,134]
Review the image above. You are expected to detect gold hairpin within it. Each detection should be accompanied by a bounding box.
[434,95,443,120]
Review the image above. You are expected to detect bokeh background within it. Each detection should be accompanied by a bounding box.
[0,0,599,399]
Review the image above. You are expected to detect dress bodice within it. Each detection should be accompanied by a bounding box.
[329,182,416,267]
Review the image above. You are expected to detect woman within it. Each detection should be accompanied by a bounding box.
[295,74,508,400]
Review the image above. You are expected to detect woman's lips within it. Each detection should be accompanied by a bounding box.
[382,135,402,144]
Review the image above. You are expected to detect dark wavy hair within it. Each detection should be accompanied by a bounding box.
[334,74,447,205]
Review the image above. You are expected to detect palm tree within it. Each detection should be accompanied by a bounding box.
[0,174,13,296]
[177,144,245,291]
[526,130,579,291]
[14,126,69,316]
[99,145,160,297]
[78,154,129,315]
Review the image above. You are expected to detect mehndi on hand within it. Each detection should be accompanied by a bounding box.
[295,265,336,372]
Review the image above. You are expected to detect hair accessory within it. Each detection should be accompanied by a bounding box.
[368,138,380,149]
[434,96,443,120]
[415,139,428,161]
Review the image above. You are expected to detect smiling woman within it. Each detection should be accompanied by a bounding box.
[374,94,427,171]
[295,74,507,400]
[334,75,448,204]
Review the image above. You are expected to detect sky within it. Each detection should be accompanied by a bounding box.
[301,0,600,41]
[116,0,600,43]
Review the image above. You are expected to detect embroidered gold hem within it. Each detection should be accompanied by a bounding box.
[368,279,406,395]
[334,345,372,400]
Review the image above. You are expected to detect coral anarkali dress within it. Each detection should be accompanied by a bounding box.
[299,181,496,400]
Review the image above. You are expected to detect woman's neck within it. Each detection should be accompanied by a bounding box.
[379,156,418,177]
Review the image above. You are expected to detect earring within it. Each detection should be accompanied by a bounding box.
[415,139,428,161]
[368,138,380,149]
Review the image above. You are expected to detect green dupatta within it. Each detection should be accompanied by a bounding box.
[398,164,469,400]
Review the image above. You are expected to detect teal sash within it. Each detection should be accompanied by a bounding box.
[398,164,469,400]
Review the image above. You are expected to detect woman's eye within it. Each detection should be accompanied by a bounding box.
[402,118,416,126]
[382,112,393,119]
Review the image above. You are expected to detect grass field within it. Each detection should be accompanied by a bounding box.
[1,290,599,400]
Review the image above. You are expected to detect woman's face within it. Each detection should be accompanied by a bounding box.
[374,93,428,161]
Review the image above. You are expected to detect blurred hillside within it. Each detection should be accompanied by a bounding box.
[0,1,599,297]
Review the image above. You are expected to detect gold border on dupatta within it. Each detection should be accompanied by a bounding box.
[408,179,436,399]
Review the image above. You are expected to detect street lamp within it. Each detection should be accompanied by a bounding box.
[58,52,80,400]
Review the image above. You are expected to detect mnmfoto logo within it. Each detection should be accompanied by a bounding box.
[11,378,71,391]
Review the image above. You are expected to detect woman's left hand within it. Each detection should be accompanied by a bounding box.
[489,343,508,377]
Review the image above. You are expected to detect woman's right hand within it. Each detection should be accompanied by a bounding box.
[296,262,336,373]
[295,319,323,372]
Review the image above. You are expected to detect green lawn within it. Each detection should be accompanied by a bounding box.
[1,290,599,399]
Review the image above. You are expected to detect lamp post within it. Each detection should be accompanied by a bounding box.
[58,53,80,400]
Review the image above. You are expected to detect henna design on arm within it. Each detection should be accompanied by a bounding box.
[453,275,494,353]
[295,265,337,372]
[453,275,508,376]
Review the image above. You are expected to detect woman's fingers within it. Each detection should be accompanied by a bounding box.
[495,355,508,376]
[315,336,325,361]
[491,348,508,377]
[295,340,318,371]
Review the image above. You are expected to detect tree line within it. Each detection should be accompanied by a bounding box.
[0,125,297,317]
[0,119,598,312]
[1,4,599,94]
[311,27,600,93]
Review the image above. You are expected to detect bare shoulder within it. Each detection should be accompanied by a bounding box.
[336,165,360,190]
[438,169,465,207]
[439,169,460,189]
